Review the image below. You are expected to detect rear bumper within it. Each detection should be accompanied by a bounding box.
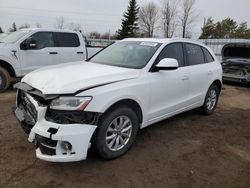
[13,91,97,162]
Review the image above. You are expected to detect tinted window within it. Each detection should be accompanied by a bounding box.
[186,44,205,66]
[30,32,54,49]
[54,32,80,47]
[202,47,214,63]
[157,43,184,67]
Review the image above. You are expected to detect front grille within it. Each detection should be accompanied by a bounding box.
[35,134,58,147]
[18,90,38,126]
[39,144,56,156]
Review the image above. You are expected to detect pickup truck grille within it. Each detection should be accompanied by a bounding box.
[18,90,38,126]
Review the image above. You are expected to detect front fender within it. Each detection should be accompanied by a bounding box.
[0,53,21,76]
[78,78,150,123]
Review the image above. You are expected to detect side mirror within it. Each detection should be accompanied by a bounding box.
[20,37,37,50]
[155,58,179,71]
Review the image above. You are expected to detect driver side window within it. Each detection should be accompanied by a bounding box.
[29,32,54,49]
[156,43,184,67]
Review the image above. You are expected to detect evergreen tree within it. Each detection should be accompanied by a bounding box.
[199,17,250,39]
[0,27,3,33]
[117,0,139,39]
[199,17,215,39]
[9,22,17,32]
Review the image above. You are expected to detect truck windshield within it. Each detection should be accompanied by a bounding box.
[89,41,161,69]
[0,30,30,43]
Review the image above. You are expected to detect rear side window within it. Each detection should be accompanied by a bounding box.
[185,43,205,66]
[30,32,54,49]
[54,32,80,47]
[202,47,214,63]
[157,43,184,67]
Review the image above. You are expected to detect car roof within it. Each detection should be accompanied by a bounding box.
[20,28,79,33]
[122,38,208,48]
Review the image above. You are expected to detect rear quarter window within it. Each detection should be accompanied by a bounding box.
[202,47,214,63]
[54,32,80,47]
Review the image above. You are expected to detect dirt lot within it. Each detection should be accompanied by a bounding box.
[0,84,249,188]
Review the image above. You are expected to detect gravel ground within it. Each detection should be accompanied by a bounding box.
[0,84,250,188]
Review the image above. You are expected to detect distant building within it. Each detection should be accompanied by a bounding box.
[199,39,250,62]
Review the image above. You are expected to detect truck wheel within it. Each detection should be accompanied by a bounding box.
[0,67,10,92]
[93,106,139,160]
[201,84,219,115]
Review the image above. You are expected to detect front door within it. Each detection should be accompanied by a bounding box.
[19,32,58,75]
[147,43,190,122]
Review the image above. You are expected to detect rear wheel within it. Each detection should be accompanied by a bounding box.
[0,67,10,92]
[201,84,220,115]
[93,106,139,160]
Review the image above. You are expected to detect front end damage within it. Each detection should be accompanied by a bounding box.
[222,60,250,84]
[222,43,250,84]
[13,83,100,162]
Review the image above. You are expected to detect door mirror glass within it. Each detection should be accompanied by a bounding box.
[155,58,179,71]
[20,37,37,50]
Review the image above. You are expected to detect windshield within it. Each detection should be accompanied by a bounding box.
[89,41,162,69]
[0,30,30,43]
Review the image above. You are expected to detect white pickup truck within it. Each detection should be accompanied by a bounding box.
[0,28,102,91]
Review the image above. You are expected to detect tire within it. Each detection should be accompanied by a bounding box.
[201,84,220,115]
[93,106,139,160]
[0,67,11,92]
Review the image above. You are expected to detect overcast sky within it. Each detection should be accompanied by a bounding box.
[0,0,249,38]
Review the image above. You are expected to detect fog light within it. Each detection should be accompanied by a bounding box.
[61,141,72,151]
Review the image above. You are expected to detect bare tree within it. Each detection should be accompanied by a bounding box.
[101,32,110,39]
[68,22,82,31]
[139,2,159,37]
[19,23,30,29]
[179,0,198,38]
[55,16,65,29]
[162,0,178,38]
[36,23,42,28]
[89,32,101,39]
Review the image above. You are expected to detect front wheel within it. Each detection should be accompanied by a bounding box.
[93,106,139,160]
[201,84,220,115]
[0,67,11,92]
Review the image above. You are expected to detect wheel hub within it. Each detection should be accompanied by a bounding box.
[105,115,132,151]
[206,89,217,111]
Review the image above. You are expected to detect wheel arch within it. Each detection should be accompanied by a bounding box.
[0,59,16,77]
[211,79,222,93]
[101,98,143,126]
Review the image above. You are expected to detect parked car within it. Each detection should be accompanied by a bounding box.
[221,43,250,84]
[14,38,222,162]
[0,28,101,92]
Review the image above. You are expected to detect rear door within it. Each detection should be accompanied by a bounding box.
[147,43,190,121]
[184,43,214,105]
[53,32,85,64]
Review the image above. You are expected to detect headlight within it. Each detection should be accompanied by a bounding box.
[50,97,92,111]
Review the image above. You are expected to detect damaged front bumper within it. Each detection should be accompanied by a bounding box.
[222,60,250,84]
[14,90,97,162]
[223,73,250,83]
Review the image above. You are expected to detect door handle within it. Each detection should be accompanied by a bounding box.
[49,52,58,54]
[182,75,189,81]
[208,71,213,76]
[77,51,84,54]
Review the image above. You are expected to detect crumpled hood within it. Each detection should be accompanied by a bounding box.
[22,61,141,94]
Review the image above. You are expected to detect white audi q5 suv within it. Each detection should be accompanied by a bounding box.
[14,38,222,162]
